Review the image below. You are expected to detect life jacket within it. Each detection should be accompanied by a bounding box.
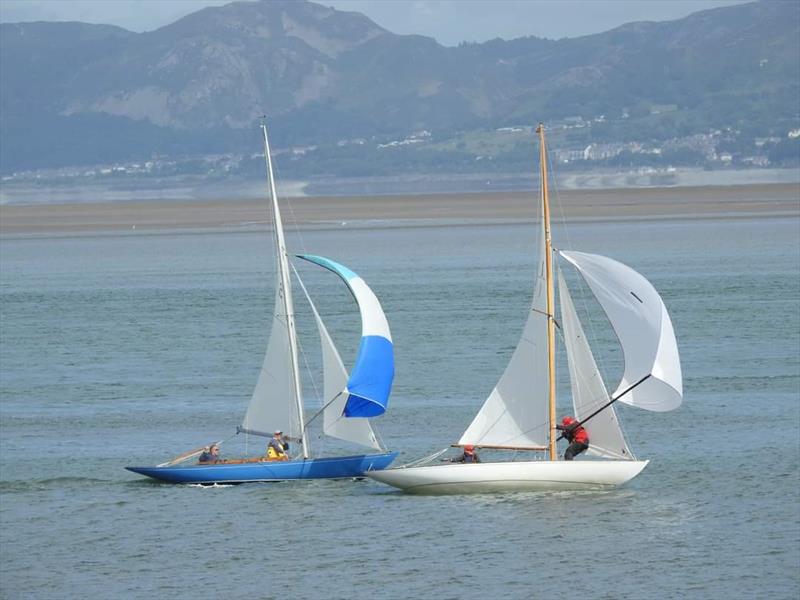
[267,445,287,460]
[572,425,589,445]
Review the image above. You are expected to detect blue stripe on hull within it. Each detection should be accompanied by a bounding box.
[126,452,398,484]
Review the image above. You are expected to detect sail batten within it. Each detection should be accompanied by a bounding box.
[559,250,683,413]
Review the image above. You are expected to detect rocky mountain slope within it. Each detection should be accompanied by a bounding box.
[1,0,797,173]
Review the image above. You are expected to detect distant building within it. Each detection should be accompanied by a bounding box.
[583,143,623,160]
[650,104,678,115]
[743,156,770,167]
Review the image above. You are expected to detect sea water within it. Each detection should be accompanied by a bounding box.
[1,212,798,599]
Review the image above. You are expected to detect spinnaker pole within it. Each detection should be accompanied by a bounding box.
[556,375,653,441]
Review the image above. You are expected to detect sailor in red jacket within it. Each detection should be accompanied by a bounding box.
[556,416,589,460]
[447,444,481,463]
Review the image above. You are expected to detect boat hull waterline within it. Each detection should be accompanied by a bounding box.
[366,460,649,494]
[127,452,398,484]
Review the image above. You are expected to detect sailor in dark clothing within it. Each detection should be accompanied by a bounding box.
[198,444,221,464]
[450,444,481,463]
[556,416,589,460]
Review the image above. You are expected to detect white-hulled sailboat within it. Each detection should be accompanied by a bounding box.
[367,123,683,494]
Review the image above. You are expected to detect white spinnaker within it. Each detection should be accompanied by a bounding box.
[560,251,683,412]
[242,268,303,439]
[558,270,633,459]
[459,218,550,448]
[296,274,381,451]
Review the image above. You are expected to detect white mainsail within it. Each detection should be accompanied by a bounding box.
[560,251,683,412]
[241,124,308,455]
[242,269,303,440]
[558,270,633,459]
[458,218,550,449]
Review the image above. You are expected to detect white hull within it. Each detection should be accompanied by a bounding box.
[366,460,649,494]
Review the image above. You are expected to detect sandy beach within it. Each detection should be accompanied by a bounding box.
[1,183,797,235]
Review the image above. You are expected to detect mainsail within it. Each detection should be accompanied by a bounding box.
[459,218,550,449]
[560,251,683,412]
[558,269,633,459]
[241,268,303,440]
[241,123,307,455]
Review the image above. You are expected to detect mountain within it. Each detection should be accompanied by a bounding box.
[0,0,798,177]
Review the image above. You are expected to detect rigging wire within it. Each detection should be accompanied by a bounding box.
[290,266,324,410]
[547,136,614,391]
[271,149,311,258]
[401,447,450,468]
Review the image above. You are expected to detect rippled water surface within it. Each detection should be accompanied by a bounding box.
[1,210,799,599]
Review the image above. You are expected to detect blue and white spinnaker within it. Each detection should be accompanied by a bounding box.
[297,255,394,418]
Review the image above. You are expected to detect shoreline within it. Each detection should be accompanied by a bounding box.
[1,183,798,236]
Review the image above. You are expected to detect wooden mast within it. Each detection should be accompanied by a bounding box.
[536,123,558,461]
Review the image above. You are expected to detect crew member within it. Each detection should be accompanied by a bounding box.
[198,444,221,464]
[266,431,289,460]
[450,444,480,463]
[556,416,589,460]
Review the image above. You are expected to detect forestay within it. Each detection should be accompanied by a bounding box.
[559,251,683,412]
[297,255,394,419]
[458,218,550,448]
[558,270,633,459]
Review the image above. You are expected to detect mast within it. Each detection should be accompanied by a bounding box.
[261,123,309,458]
[536,123,558,461]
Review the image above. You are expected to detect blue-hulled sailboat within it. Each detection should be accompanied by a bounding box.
[126,125,397,484]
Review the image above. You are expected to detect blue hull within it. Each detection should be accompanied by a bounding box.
[126,452,398,484]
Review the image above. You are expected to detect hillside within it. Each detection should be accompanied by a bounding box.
[0,0,797,181]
